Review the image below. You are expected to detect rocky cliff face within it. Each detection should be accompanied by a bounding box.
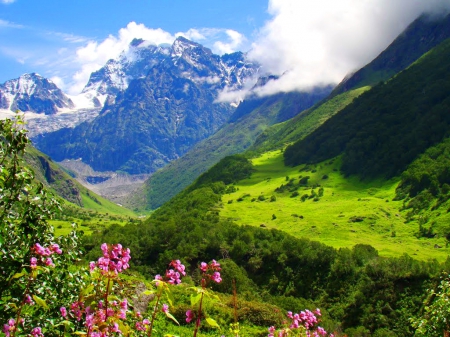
[35,37,260,174]
[0,73,74,114]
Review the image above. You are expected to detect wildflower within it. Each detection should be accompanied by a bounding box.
[3,319,15,337]
[211,271,222,283]
[89,261,96,272]
[25,294,34,305]
[166,269,181,284]
[170,260,186,276]
[60,307,67,318]
[30,327,44,337]
[268,325,276,337]
[186,310,194,323]
[50,244,62,254]
[33,243,51,256]
[30,257,38,269]
[200,262,208,272]
[45,258,55,267]
[162,304,169,313]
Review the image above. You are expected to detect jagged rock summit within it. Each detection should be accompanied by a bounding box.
[0,73,74,115]
[34,37,260,175]
[80,36,258,108]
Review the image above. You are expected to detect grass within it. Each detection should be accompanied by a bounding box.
[220,151,449,262]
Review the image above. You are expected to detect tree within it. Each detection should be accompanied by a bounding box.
[0,115,85,335]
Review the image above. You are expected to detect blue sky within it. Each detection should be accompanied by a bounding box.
[1,0,450,96]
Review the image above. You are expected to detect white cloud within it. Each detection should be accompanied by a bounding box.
[67,22,175,94]
[66,23,249,94]
[245,0,450,97]
[0,19,23,28]
[1,0,16,4]
[213,29,246,55]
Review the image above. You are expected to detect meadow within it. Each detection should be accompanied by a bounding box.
[220,150,449,262]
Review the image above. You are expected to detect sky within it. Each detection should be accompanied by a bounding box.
[1,0,450,99]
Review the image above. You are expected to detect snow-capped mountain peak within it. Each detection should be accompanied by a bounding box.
[0,73,74,114]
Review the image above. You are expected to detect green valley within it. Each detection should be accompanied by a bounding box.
[220,151,449,261]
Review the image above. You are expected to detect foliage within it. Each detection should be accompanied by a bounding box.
[412,273,450,336]
[284,38,450,180]
[0,116,86,335]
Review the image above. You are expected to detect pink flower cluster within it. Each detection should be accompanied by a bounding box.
[154,259,186,285]
[30,243,62,269]
[3,319,16,337]
[90,243,131,276]
[199,259,222,284]
[268,309,333,337]
[2,319,38,337]
[63,298,129,335]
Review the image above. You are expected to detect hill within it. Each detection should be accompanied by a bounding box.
[24,145,135,217]
[129,88,332,210]
[331,13,450,96]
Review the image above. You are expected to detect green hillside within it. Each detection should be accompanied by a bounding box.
[220,151,449,262]
[284,37,450,180]
[330,13,450,96]
[130,89,331,210]
[250,86,370,154]
[24,145,136,217]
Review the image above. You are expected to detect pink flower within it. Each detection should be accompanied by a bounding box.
[211,271,222,283]
[30,257,38,269]
[3,319,15,337]
[210,259,221,270]
[170,260,186,276]
[162,304,169,313]
[109,323,120,333]
[166,269,181,284]
[25,294,34,305]
[89,261,96,272]
[268,326,276,337]
[45,258,55,267]
[34,243,50,256]
[60,307,67,318]
[186,310,194,323]
[50,244,62,254]
[30,327,43,337]
[200,262,208,272]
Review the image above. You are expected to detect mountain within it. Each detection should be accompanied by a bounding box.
[34,37,259,175]
[129,86,333,210]
[0,73,74,115]
[331,12,450,96]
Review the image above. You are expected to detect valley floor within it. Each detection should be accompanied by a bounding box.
[220,151,449,262]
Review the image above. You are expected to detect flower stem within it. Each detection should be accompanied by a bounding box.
[148,288,161,337]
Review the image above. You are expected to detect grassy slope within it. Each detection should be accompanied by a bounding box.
[250,87,370,154]
[24,146,136,236]
[220,151,449,262]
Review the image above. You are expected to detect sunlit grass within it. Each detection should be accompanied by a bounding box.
[221,151,449,262]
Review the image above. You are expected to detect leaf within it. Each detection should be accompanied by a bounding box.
[81,284,94,296]
[206,317,220,329]
[10,272,26,280]
[164,312,180,325]
[73,332,87,335]
[165,289,175,307]
[191,293,202,306]
[33,295,49,310]
[142,290,155,295]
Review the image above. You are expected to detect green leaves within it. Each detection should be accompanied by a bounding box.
[205,317,220,329]
[32,295,49,310]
